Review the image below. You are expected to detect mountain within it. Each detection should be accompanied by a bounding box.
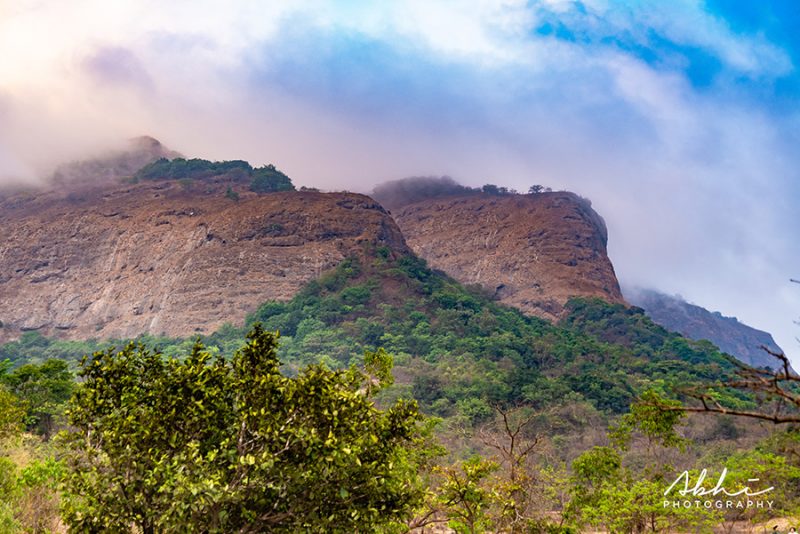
[624,287,784,369]
[374,179,624,321]
[0,155,741,422]
[0,170,407,342]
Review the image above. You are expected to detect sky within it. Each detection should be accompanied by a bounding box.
[1,0,798,362]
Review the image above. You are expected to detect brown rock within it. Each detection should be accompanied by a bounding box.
[389,192,625,321]
[0,181,408,341]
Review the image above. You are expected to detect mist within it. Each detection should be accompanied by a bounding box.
[1,1,798,361]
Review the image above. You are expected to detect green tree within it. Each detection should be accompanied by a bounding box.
[436,456,500,534]
[61,325,426,533]
[609,390,687,453]
[3,359,73,439]
[566,446,716,533]
[566,395,717,533]
[225,185,240,201]
[0,386,24,442]
[249,164,294,193]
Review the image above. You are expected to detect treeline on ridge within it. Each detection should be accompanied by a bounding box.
[133,157,295,193]
[372,176,552,210]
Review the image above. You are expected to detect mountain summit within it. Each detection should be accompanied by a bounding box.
[375,178,624,321]
[0,163,407,341]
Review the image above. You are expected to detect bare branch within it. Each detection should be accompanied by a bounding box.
[649,346,800,424]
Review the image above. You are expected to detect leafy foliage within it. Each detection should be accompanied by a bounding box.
[61,325,426,533]
[566,443,717,532]
[133,157,294,193]
[0,252,791,531]
[248,163,294,193]
[2,359,73,439]
[436,456,500,534]
[609,390,688,452]
[0,386,24,441]
[1,255,738,427]
[242,255,736,419]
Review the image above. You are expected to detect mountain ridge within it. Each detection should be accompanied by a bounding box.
[624,287,785,369]
[3,142,783,375]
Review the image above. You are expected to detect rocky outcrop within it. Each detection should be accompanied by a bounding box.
[625,288,785,369]
[0,180,408,341]
[386,191,625,321]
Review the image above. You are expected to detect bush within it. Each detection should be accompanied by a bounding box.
[61,326,427,533]
[133,158,295,193]
[249,164,294,193]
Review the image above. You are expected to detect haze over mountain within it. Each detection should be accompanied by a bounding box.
[51,136,182,185]
[625,287,785,370]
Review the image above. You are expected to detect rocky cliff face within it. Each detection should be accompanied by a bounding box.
[625,288,785,369]
[0,181,408,341]
[385,192,625,321]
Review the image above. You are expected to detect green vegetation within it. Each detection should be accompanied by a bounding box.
[565,396,717,533]
[0,456,64,532]
[248,164,294,193]
[225,185,240,201]
[1,254,738,423]
[242,254,735,419]
[0,253,797,530]
[60,325,426,532]
[2,359,73,439]
[133,157,295,193]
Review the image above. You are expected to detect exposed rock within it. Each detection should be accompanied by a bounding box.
[0,181,408,341]
[387,191,625,321]
[625,287,786,369]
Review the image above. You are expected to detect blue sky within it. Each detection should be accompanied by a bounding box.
[0,0,798,361]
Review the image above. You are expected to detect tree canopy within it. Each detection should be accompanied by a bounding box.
[61,325,427,533]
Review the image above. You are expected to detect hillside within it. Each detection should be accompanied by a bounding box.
[378,186,625,321]
[0,157,738,417]
[241,255,737,416]
[0,156,764,532]
[625,287,785,369]
[2,251,738,420]
[0,178,408,342]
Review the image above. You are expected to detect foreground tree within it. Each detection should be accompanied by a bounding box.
[61,325,426,533]
[565,394,717,533]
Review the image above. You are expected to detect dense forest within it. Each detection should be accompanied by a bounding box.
[1,251,798,532]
